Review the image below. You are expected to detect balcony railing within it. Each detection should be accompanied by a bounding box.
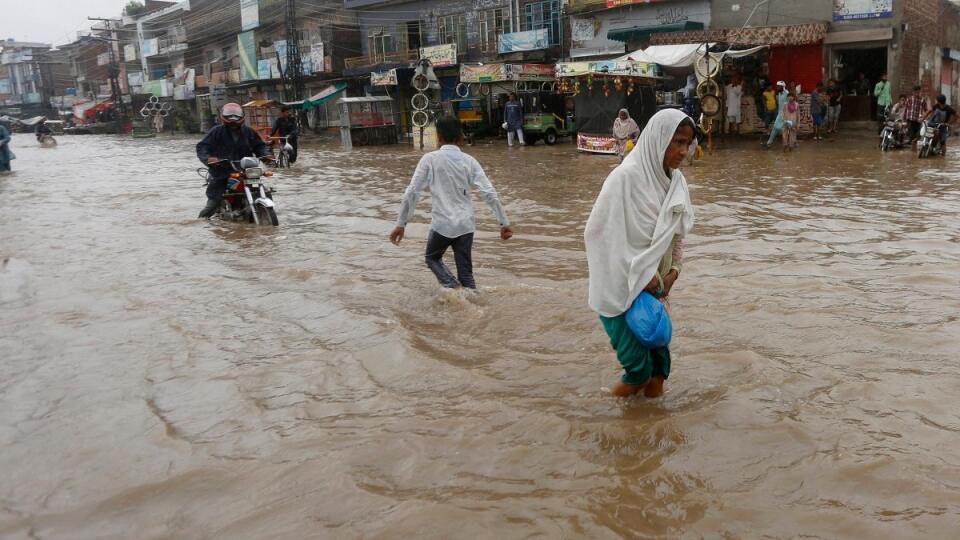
[344,49,419,70]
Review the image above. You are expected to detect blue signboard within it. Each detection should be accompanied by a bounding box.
[833,0,893,21]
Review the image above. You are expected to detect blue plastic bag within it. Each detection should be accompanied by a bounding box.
[624,291,672,349]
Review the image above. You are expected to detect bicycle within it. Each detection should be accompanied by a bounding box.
[269,136,294,168]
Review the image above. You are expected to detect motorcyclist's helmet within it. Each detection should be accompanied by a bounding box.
[220,103,245,126]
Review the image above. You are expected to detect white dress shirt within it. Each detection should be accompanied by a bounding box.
[396,145,510,238]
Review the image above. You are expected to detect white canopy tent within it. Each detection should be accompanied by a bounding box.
[617,44,768,81]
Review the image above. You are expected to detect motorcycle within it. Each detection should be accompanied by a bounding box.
[198,156,279,225]
[37,133,57,147]
[879,111,906,151]
[917,121,947,158]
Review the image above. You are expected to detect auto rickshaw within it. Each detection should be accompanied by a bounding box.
[518,89,575,145]
[450,96,491,144]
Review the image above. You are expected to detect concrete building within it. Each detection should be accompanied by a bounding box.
[0,40,55,114]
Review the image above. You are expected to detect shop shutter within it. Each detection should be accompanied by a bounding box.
[768,44,823,90]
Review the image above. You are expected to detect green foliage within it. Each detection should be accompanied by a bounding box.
[124,1,146,16]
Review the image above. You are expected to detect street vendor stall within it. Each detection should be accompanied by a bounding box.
[338,96,398,150]
[242,99,279,142]
[556,60,660,154]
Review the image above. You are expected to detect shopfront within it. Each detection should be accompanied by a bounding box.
[823,28,893,121]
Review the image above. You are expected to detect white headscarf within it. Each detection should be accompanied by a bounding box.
[613,108,639,140]
[584,108,695,317]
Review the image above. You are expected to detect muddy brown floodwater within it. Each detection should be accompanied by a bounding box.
[1,131,959,539]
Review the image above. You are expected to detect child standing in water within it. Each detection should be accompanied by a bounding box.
[585,109,695,398]
[782,92,799,152]
[390,115,513,289]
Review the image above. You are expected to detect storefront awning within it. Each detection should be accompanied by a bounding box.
[299,83,347,109]
[608,22,704,43]
[650,23,828,47]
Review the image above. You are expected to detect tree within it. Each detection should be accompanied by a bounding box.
[124,1,146,16]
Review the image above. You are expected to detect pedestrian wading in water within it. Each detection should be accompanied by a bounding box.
[585,109,695,398]
[390,115,514,289]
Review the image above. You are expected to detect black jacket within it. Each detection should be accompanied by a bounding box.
[196,124,270,180]
[271,116,299,138]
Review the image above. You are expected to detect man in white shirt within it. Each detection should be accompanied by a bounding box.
[390,115,514,289]
[724,77,743,135]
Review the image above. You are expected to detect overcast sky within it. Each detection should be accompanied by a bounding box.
[1,0,129,48]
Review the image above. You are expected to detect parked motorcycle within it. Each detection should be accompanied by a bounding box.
[917,121,947,158]
[198,156,279,225]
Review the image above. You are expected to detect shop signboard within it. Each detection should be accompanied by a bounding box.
[126,71,144,88]
[371,68,398,86]
[258,59,272,80]
[0,79,11,95]
[420,43,457,67]
[512,64,556,81]
[241,0,259,31]
[557,61,656,77]
[124,44,137,62]
[238,31,257,81]
[97,52,111,66]
[459,63,509,83]
[832,0,893,21]
[498,29,549,54]
[605,0,669,7]
[141,38,159,58]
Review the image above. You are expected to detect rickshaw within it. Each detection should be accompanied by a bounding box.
[450,96,491,144]
[517,87,575,145]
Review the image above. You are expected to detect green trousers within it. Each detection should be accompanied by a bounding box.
[600,313,671,386]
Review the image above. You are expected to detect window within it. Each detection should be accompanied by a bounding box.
[525,0,561,47]
[479,8,510,53]
[437,14,466,55]
[367,28,390,62]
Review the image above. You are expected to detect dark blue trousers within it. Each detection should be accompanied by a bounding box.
[425,230,475,289]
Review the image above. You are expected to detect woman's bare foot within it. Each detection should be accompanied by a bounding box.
[610,381,643,397]
[643,375,665,398]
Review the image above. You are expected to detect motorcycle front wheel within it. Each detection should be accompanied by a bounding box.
[256,205,279,226]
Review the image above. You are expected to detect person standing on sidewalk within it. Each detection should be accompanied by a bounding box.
[826,79,843,134]
[390,115,513,290]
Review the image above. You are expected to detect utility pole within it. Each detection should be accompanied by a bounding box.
[89,17,127,132]
[284,0,304,104]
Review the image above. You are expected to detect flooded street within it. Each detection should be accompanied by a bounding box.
[1,131,959,539]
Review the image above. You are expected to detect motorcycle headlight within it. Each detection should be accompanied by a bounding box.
[244,167,262,179]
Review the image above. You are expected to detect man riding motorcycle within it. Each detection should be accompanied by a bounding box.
[34,118,53,141]
[922,94,957,156]
[195,102,274,218]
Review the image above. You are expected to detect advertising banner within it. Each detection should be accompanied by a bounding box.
[97,52,111,66]
[420,43,457,67]
[498,29,549,54]
[241,0,259,31]
[577,133,617,154]
[126,72,144,88]
[371,68,398,86]
[0,79,11,94]
[832,0,893,21]
[556,61,656,77]
[258,59,272,80]
[238,31,257,81]
[310,43,325,73]
[124,44,137,62]
[571,17,597,42]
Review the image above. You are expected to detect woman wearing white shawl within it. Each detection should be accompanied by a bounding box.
[612,108,640,159]
[585,109,696,398]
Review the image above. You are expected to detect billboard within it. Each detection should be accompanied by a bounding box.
[499,29,549,54]
[420,43,457,67]
[833,0,893,21]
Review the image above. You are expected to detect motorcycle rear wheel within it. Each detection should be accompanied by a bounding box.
[278,151,289,168]
[256,205,279,226]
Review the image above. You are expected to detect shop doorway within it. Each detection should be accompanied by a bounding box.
[832,46,887,121]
